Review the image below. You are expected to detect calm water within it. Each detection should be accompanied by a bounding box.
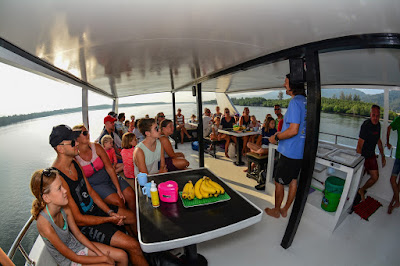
[1,103,396,264]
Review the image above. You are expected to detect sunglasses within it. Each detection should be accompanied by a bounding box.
[82,131,89,136]
[58,139,76,147]
[40,167,57,196]
[154,125,159,131]
[159,115,165,118]
[274,108,280,111]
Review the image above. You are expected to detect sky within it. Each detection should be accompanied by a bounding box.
[0,62,382,116]
[0,62,219,116]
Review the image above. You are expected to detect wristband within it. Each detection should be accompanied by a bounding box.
[275,134,280,141]
[107,209,114,216]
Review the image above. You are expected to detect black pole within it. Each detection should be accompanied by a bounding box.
[196,83,204,167]
[170,68,178,149]
[281,50,321,249]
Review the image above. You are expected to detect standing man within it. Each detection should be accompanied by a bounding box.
[266,74,307,218]
[49,125,148,265]
[386,116,400,213]
[274,104,284,131]
[357,105,386,201]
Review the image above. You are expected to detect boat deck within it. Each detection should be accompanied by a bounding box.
[174,142,399,266]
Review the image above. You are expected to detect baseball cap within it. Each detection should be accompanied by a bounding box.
[49,125,81,147]
[104,115,117,124]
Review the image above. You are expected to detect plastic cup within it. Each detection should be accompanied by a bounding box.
[137,173,148,186]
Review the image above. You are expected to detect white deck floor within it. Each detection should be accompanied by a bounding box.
[175,142,400,266]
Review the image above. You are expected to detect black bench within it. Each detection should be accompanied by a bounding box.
[203,137,225,158]
[246,152,268,183]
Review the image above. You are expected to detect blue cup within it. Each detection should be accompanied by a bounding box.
[137,173,147,186]
[142,182,152,198]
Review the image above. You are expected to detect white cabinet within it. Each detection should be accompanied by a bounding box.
[265,143,365,232]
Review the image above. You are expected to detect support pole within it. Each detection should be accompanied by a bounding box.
[196,83,204,167]
[172,92,178,149]
[79,35,89,129]
[383,88,389,147]
[281,50,321,249]
[170,68,178,149]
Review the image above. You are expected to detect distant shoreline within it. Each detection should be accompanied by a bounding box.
[0,102,170,127]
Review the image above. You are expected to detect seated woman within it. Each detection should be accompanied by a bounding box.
[73,125,136,213]
[130,118,144,142]
[220,108,237,158]
[239,107,251,155]
[121,132,137,179]
[189,114,197,123]
[210,116,222,141]
[133,118,168,175]
[248,115,261,143]
[30,169,128,266]
[248,117,277,155]
[159,119,190,171]
[175,108,192,144]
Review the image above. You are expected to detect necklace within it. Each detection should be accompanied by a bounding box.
[68,163,73,175]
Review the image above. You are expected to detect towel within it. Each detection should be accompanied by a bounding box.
[353,196,382,221]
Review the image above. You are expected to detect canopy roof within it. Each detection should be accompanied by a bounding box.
[1,0,400,99]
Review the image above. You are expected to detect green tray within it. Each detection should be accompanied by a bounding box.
[179,191,231,208]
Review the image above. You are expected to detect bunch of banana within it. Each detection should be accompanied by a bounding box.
[181,180,195,200]
[193,176,225,200]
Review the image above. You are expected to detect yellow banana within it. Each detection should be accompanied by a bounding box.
[201,177,217,194]
[182,182,190,199]
[187,181,195,200]
[199,181,210,198]
[205,179,220,194]
[208,180,225,194]
[194,178,204,199]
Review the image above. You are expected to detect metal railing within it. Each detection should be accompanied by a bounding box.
[7,216,36,265]
[319,131,396,157]
[319,131,358,145]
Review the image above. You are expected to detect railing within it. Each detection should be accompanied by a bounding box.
[319,131,396,157]
[319,131,358,145]
[7,216,36,265]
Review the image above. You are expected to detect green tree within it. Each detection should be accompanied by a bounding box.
[339,91,345,100]
[278,91,283,100]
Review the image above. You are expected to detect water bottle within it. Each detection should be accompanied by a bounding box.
[150,180,160,208]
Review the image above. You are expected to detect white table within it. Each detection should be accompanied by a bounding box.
[218,129,260,165]
[135,168,262,264]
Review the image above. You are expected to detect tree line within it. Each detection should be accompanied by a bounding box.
[226,97,398,120]
[0,102,167,127]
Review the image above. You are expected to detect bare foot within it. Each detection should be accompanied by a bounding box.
[280,208,288,218]
[265,207,280,218]
[388,204,394,214]
[243,168,248,172]
[358,188,365,201]
[225,152,230,158]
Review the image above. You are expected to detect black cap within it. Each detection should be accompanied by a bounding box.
[49,125,81,147]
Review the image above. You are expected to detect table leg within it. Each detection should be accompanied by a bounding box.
[180,244,207,265]
[234,137,244,166]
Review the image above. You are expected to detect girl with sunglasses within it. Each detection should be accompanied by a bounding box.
[30,168,128,265]
[133,118,167,176]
